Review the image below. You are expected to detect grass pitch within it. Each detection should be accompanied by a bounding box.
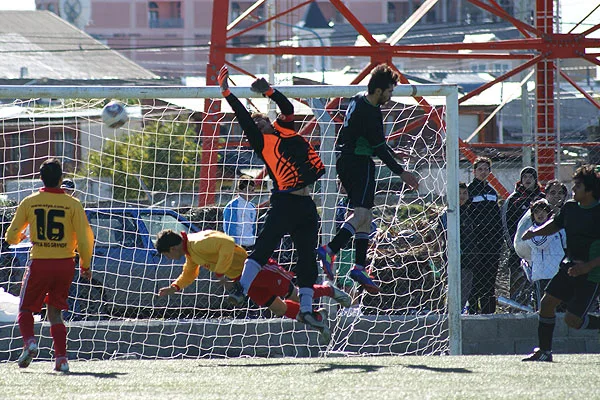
[1,354,599,399]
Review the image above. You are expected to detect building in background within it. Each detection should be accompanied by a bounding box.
[32,0,546,80]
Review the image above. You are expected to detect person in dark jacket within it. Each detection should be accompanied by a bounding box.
[501,166,544,304]
[467,157,503,314]
[439,182,476,310]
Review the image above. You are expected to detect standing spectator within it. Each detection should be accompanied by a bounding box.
[514,180,568,263]
[458,182,476,311]
[438,183,475,311]
[501,167,544,304]
[4,158,94,372]
[522,165,600,362]
[467,157,502,314]
[523,199,566,310]
[316,64,419,294]
[218,66,327,332]
[223,176,258,251]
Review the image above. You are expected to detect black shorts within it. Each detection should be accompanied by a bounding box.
[336,155,375,209]
[545,266,600,318]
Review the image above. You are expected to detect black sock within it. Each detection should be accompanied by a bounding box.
[328,223,355,254]
[538,316,555,351]
[354,233,369,267]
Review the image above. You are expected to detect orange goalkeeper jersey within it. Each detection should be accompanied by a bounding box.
[5,188,94,269]
[172,230,248,290]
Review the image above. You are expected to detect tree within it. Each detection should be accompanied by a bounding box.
[85,119,203,203]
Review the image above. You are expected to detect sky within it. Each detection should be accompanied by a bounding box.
[0,0,35,10]
[560,1,600,36]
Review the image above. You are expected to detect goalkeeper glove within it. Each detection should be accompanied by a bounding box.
[217,66,230,97]
[250,77,274,96]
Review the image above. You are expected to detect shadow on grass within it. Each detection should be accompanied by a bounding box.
[204,362,383,373]
[50,371,128,378]
[207,363,299,368]
[405,364,472,374]
[313,363,383,374]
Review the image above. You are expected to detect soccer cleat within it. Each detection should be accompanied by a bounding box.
[227,281,247,307]
[17,339,38,369]
[324,281,352,308]
[522,348,553,362]
[316,246,336,281]
[297,308,331,344]
[349,266,381,294]
[54,356,70,372]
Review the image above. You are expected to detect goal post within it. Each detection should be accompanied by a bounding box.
[0,83,460,359]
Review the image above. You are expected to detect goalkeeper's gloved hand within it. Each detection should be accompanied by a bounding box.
[217,66,230,97]
[250,77,274,96]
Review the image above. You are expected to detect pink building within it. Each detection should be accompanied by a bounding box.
[34,1,493,78]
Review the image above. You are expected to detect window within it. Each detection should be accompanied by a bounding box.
[148,1,183,28]
[231,2,241,20]
[387,3,396,24]
[140,213,190,237]
[89,212,142,248]
[471,64,487,73]
[148,1,158,23]
[53,129,76,162]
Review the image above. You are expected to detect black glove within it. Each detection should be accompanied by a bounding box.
[250,78,273,96]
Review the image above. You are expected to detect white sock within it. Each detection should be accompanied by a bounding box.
[298,287,314,314]
[239,258,262,295]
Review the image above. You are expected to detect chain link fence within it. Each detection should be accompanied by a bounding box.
[456,142,600,314]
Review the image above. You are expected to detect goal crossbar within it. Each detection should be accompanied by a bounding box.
[0,84,457,100]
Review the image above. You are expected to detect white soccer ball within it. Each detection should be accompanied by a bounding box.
[102,100,128,129]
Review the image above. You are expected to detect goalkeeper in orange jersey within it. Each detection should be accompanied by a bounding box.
[4,158,94,373]
[155,229,352,343]
[217,66,327,334]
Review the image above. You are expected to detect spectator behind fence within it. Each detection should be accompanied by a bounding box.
[467,156,502,314]
[438,182,475,311]
[514,180,568,262]
[223,176,257,251]
[501,167,544,304]
[523,199,566,310]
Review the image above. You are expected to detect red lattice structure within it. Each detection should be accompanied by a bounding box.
[198,0,600,206]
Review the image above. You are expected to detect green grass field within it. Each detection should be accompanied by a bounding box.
[1,354,599,399]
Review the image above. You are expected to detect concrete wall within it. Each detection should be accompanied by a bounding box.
[1,313,598,361]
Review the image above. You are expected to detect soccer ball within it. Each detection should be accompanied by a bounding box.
[102,101,128,129]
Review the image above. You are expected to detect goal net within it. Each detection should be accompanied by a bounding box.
[0,84,459,360]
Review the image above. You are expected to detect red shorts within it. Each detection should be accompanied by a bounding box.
[247,261,295,306]
[20,258,75,312]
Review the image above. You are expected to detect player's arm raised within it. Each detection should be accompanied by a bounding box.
[218,66,264,150]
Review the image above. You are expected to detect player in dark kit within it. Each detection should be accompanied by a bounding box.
[522,165,600,362]
[218,66,329,334]
[316,64,419,294]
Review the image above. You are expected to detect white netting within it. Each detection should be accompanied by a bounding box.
[0,85,458,359]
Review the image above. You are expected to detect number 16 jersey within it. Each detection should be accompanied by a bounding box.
[5,188,94,269]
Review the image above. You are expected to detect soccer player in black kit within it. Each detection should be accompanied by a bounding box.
[316,64,419,294]
[522,165,600,362]
[218,66,330,334]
